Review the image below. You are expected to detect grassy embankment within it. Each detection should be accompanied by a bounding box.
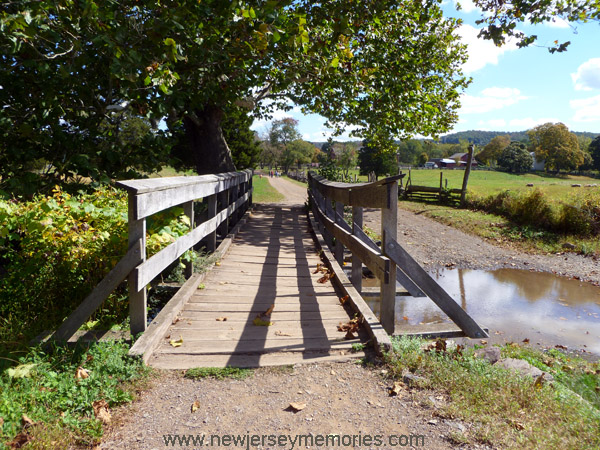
[386,336,600,449]
[400,170,600,256]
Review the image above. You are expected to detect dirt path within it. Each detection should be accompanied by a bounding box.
[363,207,599,286]
[266,176,308,205]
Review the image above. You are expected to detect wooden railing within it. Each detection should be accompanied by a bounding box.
[308,172,487,338]
[50,169,253,342]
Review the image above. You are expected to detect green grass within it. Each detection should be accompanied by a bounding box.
[405,169,598,200]
[252,175,284,203]
[386,337,600,449]
[184,367,253,380]
[0,341,149,449]
[398,200,600,255]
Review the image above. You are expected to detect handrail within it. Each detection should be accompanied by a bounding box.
[49,169,253,342]
[308,171,487,338]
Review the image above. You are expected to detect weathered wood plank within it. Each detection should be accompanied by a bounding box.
[167,326,350,341]
[177,310,349,321]
[117,170,252,220]
[381,181,398,334]
[385,238,488,338]
[50,240,142,342]
[154,337,359,355]
[180,302,345,312]
[134,190,250,289]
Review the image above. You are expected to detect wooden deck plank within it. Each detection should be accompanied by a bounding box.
[147,204,363,369]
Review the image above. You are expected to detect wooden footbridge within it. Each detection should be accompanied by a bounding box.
[49,170,487,368]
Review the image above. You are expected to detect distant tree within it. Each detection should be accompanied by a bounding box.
[527,123,584,172]
[417,152,429,166]
[221,106,261,170]
[335,143,359,178]
[497,142,533,173]
[590,136,600,171]
[269,118,302,150]
[358,140,397,180]
[477,135,510,166]
[280,139,315,172]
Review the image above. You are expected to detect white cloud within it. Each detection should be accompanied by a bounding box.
[508,117,561,129]
[571,58,600,91]
[456,24,518,73]
[460,87,528,114]
[570,94,600,122]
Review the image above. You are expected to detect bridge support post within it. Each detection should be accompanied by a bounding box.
[183,200,195,279]
[334,201,344,265]
[351,206,363,292]
[218,188,229,238]
[380,181,398,334]
[128,193,147,336]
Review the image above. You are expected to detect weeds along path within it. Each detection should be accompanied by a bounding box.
[363,205,599,286]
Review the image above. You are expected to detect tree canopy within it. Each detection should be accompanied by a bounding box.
[1,0,469,191]
[497,142,533,173]
[527,123,585,171]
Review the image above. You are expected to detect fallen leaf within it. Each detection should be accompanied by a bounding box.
[555,344,568,350]
[215,317,227,322]
[480,340,488,345]
[92,400,111,424]
[191,401,200,413]
[337,317,360,334]
[21,415,34,427]
[522,338,530,344]
[511,421,525,431]
[198,283,205,290]
[253,317,273,327]
[169,336,184,347]
[344,330,356,340]
[263,304,275,316]
[288,402,306,412]
[172,317,180,325]
[75,367,90,380]
[339,295,349,305]
[402,316,409,321]
[389,381,405,396]
[275,331,292,337]
[215,261,221,266]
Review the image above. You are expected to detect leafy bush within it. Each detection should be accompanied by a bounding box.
[0,186,194,348]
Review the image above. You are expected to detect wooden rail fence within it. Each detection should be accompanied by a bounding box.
[50,170,253,342]
[308,172,487,338]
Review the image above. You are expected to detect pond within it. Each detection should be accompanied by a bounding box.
[362,268,600,355]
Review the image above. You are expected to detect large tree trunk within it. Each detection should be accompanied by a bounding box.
[184,105,236,175]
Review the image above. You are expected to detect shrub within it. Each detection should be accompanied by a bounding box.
[0,186,194,348]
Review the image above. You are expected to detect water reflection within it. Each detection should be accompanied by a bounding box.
[363,268,600,355]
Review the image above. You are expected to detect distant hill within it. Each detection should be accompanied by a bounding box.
[437,130,599,146]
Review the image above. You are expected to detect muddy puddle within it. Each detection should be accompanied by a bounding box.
[361,268,600,355]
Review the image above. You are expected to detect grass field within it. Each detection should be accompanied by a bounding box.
[252,175,284,203]
[404,169,599,201]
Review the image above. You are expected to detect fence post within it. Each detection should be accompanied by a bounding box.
[218,187,229,238]
[183,201,195,278]
[128,193,147,336]
[205,194,217,253]
[248,170,253,208]
[334,201,344,265]
[323,198,335,250]
[351,206,363,292]
[380,181,398,334]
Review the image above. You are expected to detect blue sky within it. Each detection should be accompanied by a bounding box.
[251,1,600,141]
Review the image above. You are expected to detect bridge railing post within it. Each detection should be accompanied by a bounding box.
[334,201,344,265]
[128,192,147,336]
[183,200,195,279]
[351,206,363,292]
[380,180,398,334]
